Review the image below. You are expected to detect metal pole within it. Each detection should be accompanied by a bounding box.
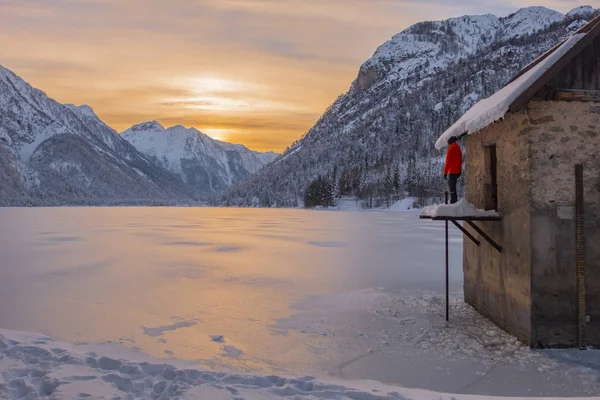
[575,164,586,349]
[445,191,449,322]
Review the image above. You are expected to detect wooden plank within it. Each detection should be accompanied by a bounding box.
[596,37,600,90]
[575,164,586,349]
[589,40,599,90]
[563,59,574,89]
[582,46,590,89]
[555,89,600,102]
[572,54,585,89]
[558,62,570,89]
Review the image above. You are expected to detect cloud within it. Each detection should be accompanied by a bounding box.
[0,0,587,151]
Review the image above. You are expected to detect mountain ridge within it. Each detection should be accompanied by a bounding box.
[120,121,277,194]
[0,65,275,205]
[220,5,598,208]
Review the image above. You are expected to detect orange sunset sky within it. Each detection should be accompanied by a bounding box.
[0,0,591,152]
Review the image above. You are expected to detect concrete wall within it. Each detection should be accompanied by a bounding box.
[463,110,533,345]
[463,101,600,348]
[528,101,600,348]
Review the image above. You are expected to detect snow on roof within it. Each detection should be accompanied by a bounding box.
[435,33,586,149]
[421,199,500,219]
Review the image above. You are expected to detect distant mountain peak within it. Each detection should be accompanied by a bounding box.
[120,122,277,192]
[65,104,100,121]
[222,5,596,208]
[129,120,165,132]
[0,68,194,205]
[566,5,596,18]
[507,5,560,14]
[355,6,572,92]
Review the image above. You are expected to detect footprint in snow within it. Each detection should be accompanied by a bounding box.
[211,335,225,343]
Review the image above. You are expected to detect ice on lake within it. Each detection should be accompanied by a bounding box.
[0,207,598,399]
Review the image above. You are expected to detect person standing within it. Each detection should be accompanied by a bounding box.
[444,136,462,204]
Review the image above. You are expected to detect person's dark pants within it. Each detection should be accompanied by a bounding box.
[448,173,461,204]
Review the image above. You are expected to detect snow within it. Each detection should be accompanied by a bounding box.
[435,33,586,149]
[421,198,500,218]
[18,124,68,162]
[566,5,596,18]
[121,122,277,185]
[4,326,598,400]
[568,19,589,32]
[499,7,564,39]
[330,197,419,211]
[65,104,100,121]
[388,197,417,211]
[1,325,598,400]
[362,6,565,94]
[0,64,198,203]
[1,207,598,399]
[277,144,302,163]
[333,196,363,210]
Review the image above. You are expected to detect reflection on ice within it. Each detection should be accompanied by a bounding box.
[0,208,597,397]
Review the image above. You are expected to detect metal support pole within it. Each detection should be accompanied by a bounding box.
[445,191,449,322]
[450,220,481,246]
[575,164,586,349]
[464,220,503,253]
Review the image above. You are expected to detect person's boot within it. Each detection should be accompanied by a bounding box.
[450,193,458,204]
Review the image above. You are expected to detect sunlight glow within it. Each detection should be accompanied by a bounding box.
[4,0,582,151]
[201,127,235,141]
[186,77,256,94]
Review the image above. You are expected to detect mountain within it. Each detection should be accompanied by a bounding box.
[120,122,277,194]
[566,5,597,19]
[0,65,196,206]
[220,6,598,208]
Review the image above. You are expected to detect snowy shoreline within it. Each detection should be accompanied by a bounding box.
[1,327,597,400]
[0,197,422,211]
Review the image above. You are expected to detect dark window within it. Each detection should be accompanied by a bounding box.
[485,145,498,211]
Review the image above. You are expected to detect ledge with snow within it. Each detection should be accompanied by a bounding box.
[420,199,501,221]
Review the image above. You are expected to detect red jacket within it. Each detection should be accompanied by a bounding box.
[444,142,462,175]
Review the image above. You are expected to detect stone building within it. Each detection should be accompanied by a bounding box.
[436,16,600,348]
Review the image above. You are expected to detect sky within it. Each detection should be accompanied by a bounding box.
[0,0,593,152]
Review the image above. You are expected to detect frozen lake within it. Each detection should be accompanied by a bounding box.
[0,208,598,399]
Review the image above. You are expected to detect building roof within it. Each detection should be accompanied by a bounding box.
[435,14,600,149]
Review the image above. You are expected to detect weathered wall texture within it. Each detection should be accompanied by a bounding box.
[464,110,533,345]
[528,101,600,347]
[463,100,600,348]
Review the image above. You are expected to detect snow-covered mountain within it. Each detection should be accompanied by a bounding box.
[566,5,597,19]
[0,65,198,205]
[121,122,277,193]
[0,65,277,205]
[221,6,598,208]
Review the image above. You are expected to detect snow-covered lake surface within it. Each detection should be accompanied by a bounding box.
[0,208,598,399]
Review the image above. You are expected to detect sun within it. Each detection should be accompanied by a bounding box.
[162,76,257,112]
[200,127,234,141]
[187,77,248,93]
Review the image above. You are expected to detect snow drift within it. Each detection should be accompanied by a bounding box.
[421,199,500,218]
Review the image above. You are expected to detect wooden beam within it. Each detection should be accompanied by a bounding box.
[555,89,600,102]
